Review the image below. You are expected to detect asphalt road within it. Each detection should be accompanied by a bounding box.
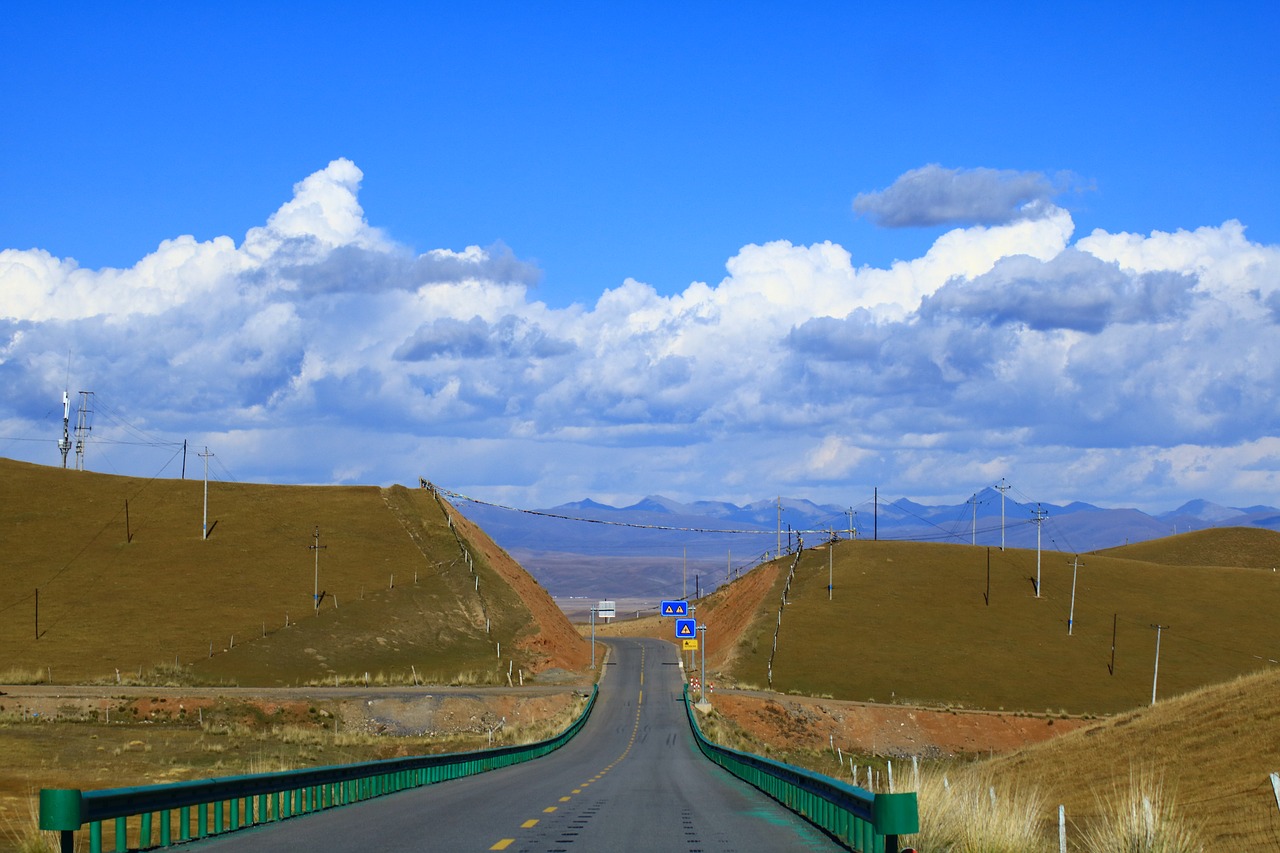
[186,637,843,852]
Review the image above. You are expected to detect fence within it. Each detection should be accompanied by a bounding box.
[683,686,918,853]
[40,685,596,853]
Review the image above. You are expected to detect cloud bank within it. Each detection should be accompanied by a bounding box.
[2,159,1278,511]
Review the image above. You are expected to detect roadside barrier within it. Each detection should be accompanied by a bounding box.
[683,686,917,853]
[40,686,596,853]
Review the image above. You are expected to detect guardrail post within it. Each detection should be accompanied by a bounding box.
[872,792,919,853]
[38,789,82,853]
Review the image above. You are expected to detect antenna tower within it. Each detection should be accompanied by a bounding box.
[58,391,72,468]
[74,391,94,471]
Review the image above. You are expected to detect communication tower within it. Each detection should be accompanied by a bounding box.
[58,391,72,467]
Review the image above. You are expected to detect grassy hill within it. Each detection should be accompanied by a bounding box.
[979,665,1280,850]
[0,458,588,685]
[1098,525,1280,568]
[701,533,1280,715]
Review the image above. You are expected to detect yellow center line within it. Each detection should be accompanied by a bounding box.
[499,646,651,851]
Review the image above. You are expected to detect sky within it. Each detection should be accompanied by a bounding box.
[2,3,1279,513]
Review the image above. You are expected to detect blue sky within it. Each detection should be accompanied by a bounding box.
[3,3,1279,512]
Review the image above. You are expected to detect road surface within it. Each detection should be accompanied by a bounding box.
[188,637,843,851]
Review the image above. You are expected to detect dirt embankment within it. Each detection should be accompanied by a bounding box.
[441,497,591,675]
[711,691,1087,758]
[0,685,584,738]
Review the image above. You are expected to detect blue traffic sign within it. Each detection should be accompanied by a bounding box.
[660,600,688,617]
[675,618,696,639]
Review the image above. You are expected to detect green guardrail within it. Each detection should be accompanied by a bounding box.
[684,687,918,853]
[40,685,597,853]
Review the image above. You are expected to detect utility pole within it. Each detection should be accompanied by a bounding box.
[683,547,687,600]
[310,526,327,610]
[995,479,1011,551]
[1150,624,1169,705]
[590,606,597,668]
[828,534,833,600]
[776,497,782,558]
[1032,504,1048,597]
[199,447,213,540]
[1068,556,1082,634]
[968,493,979,545]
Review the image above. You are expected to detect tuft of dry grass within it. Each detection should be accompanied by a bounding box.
[908,769,1052,853]
[0,791,61,853]
[1074,770,1205,853]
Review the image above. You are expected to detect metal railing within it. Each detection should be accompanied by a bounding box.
[683,687,918,853]
[40,686,596,853]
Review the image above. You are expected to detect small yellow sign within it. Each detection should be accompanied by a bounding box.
[682,639,699,651]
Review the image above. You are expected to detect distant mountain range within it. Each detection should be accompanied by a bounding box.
[456,489,1280,599]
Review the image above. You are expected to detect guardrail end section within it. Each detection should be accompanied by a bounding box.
[872,791,919,836]
[39,788,83,831]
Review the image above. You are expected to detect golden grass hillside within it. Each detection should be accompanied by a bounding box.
[977,665,1280,850]
[1100,525,1280,568]
[719,533,1279,715]
[0,458,587,685]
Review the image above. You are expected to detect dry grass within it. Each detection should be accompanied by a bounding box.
[1073,770,1206,852]
[908,769,1052,852]
[0,458,577,686]
[729,536,1280,715]
[0,670,47,687]
[981,667,1280,850]
[0,792,60,853]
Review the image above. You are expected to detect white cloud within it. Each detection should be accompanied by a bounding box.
[2,159,1278,513]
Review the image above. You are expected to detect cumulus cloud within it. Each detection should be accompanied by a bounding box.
[2,159,1278,510]
[853,164,1081,228]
